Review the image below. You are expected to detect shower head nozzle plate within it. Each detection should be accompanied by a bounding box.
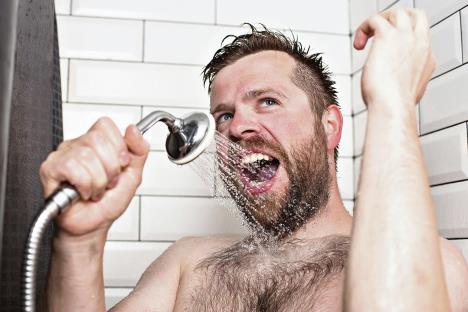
[165,112,215,165]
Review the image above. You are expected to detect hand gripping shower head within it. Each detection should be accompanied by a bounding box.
[22,110,215,312]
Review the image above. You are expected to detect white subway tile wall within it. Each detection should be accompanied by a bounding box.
[350,0,378,31]
[104,288,132,310]
[430,13,462,77]
[341,116,354,157]
[140,196,246,240]
[68,60,209,107]
[72,0,215,23]
[334,75,352,116]
[351,70,366,114]
[420,123,468,185]
[216,0,349,35]
[351,0,468,263]
[432,180,468,238]
[59,59,68,101]
[353,110,368,156]
[57,0,468,305]
[57,16,143,61]
[415,0,468,25]
[462,8,468,63]
[420,62,468,134]
[103,242,170,287]
[107,197,140,241]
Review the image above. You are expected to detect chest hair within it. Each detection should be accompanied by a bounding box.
[189,235,350,312]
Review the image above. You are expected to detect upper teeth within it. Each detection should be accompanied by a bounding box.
[241,153,271,165]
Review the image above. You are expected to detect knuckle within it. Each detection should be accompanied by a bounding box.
[63,158,79,174]
[107,161,121,178]
[57,140,71,151]
[78,145,94,160]
[96,116,113,127]
[414,8,428,20]
[39,161,49,178]
[93,171,109,192]
[84,130,104,146]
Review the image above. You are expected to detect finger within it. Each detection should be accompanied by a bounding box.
[354,14,392,50]
[73,145,109,199]
[124,125,150,159]
[89,117,130,167]
[391,8,412,30]
[42,155,94,200]
[83,130,125,182]
[411,8,430,37]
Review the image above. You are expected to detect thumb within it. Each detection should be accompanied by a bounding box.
[124,124,150,166]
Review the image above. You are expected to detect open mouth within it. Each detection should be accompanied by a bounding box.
[240,152,280,194]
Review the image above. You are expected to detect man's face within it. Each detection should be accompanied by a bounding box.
[210,50,331,239]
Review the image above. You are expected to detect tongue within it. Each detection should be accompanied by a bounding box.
[243,160,278,183]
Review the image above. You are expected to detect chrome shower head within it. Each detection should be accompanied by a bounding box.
[136,110,215,165]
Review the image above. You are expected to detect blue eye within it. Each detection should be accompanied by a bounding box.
[217,112,233,124]
[260,98,278,107]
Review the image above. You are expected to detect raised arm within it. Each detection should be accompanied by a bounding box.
[344,8,451,311]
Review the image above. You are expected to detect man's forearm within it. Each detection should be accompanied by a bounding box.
[47,232,107,312]
[345,103,450,310]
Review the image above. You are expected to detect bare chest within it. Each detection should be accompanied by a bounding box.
[175,236,349,312]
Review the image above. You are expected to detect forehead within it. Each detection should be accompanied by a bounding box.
[210,50,298,101]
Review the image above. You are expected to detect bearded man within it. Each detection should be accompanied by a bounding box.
[44,8,468,312]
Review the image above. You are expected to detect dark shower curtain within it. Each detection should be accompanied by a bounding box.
[0,0,63,310]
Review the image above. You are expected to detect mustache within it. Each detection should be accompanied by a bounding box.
[234,136,289,163]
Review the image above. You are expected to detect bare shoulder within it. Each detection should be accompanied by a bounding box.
[439,237,468,311]
[110,235,239,312]
[172,235,241,270]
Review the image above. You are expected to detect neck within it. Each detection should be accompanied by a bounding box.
[292,178,353,240]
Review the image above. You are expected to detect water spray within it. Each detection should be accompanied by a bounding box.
[22,110,215,312]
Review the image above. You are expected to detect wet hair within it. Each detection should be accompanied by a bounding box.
[202,24,340,163]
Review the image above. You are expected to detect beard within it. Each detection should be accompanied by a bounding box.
[216,126,331,240]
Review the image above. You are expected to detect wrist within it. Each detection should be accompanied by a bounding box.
[53,228,108,258]
[366,95,417,119]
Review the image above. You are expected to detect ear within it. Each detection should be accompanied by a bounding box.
[321,104,343,151]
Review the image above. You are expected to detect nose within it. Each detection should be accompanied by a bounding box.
[228,108,261,141]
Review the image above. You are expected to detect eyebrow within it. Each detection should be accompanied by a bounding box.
[243,88,288,101]
[211,88,288,114]
[210,103,232,115]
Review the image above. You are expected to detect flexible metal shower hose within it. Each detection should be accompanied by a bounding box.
[23,185,79,312]
[22,111,177,312]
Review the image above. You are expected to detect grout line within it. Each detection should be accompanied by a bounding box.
[69,0,73,15]
[214,0,217,25]
[430,61,467,81]
[106,239,176,243]
[419,120,468,137]
[64,101,210,110]
[135,193,215,199]
[141,20,146,62]
[430,5,468,29]
[54,12,350,37]
[61,56,204,67]
[382,0,399,11]
[460,11,465,63]
[66,58,70,102]
[63,56,352,76]
[138,195,141,241]
[430,177,468,188]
